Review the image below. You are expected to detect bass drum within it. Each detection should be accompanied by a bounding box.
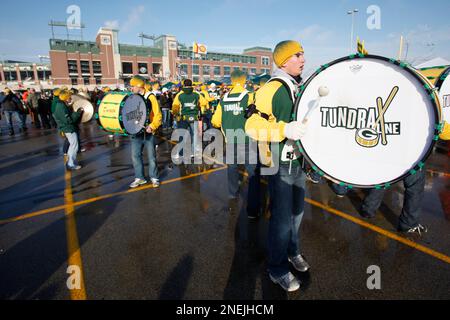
[294,54,442,188]
[96,92,149,135]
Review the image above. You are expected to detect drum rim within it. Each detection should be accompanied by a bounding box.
[435,66,450,91]
[96,92,149,136]
[294,54,442,189]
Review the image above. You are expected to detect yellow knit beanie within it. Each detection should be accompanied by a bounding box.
[59,90,72,102]
[273,40,304,67]
[130,75,145,88]
[231,70,246,86]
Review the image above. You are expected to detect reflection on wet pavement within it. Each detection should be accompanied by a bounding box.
[0,121,449,300]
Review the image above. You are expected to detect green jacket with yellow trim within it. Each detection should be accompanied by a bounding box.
[212,85,254,144]
[172,87,207,121]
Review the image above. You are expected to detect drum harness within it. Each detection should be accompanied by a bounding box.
[244,77,306,174]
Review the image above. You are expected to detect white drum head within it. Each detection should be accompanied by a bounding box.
[436,67,450,123]
[121,94,148,135]
[295,55,441,188]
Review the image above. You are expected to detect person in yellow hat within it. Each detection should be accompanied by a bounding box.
[245,40,309,292]
[211,70,261,218]
[52,90,84,170]
[128,75,162,188]
[171,78,208,160]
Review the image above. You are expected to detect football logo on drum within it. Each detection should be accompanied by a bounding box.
[320,86,401,148]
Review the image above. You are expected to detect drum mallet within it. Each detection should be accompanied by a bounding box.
[302,86,329,124]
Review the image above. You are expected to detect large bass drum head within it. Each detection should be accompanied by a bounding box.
[295,55,441,188]
[121,94,148,135]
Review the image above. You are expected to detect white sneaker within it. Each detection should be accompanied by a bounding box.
[151,178,160,187]
[67,165,82,171]
[269,272,300,292]
[288,254,310,272]
[129,178,147,188]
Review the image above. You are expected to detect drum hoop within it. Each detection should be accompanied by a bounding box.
[294,54,442,189]
[435,66,450,91]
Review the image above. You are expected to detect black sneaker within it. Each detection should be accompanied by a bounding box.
[398,224,427,236]
[359,210,375,219]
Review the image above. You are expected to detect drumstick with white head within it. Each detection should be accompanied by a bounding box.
[302,86,329,124]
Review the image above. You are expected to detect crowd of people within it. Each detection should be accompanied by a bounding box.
[1,39,450,293]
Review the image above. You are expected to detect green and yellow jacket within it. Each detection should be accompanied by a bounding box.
[245,68,300,166]
[172,87,207,121]
[212,84,254,144]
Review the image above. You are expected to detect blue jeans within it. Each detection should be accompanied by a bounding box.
[226,143,261,214]
[361,169,426,229]
[178,120,200,156]
[267,164,306,277]
[65,132,79,167]
[131,133,158,180]
[4,111,26,132]
[203,112,212,131]
[162,109,170,128]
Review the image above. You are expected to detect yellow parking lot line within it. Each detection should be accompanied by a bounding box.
[0,205,66,225]
[306,198,450,264]
[427,169,450,178]
[238,169,450,265]
[64,168,87,300]
[0,166,227,226]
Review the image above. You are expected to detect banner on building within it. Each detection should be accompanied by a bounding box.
[193,42,208,55]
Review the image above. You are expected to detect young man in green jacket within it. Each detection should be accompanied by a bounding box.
[245,40,310,292]
[52,90,83,170]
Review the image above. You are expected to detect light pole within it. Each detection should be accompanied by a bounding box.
[347,9,359,53]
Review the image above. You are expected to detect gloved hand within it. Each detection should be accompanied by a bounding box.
[284,121,308,140]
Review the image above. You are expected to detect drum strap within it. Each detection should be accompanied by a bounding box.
[268,77,297,103]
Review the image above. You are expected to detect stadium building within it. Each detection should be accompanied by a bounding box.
[48,27,273,88]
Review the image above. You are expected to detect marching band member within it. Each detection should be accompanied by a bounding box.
[359,120,450,234]
[128,75,162,188]
[245,40,310,292]
[212,70,261,218]
[172,79,208,159]
[52,90,83,170]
